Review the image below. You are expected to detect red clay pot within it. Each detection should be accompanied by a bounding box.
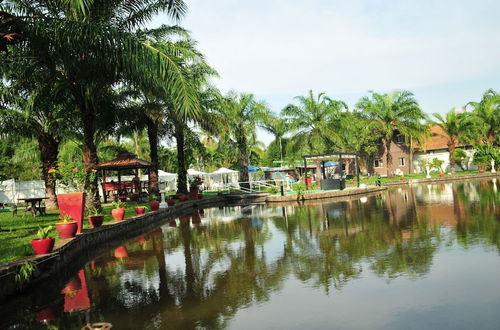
[114,246,128,258]
[112,208,125,221]
[191,211,201,224]
[149,201,160,211]
[134,207,146,215]
[178,195,188,202]
[36,307,57,323]
[88,215,104,228]
[189,186,199,200]
[57,192,86,234]
[439,172,445,177]
[167,199,175,206]
[32,238,55,255]
[56,222,78,239]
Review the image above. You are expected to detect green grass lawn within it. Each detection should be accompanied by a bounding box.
[0,192,221,265]
[0,201,151,264]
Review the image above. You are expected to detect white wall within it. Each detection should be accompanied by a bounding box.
[413,149,477,173]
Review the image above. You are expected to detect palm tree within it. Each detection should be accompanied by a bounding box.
[356,90,426,177]
[220,92,268,189]
[466,89,500,144]
[260,113,287,166]
[282,90,347,157]
[431,109,479,174]
[0,55,73,209]
[2,0,198,200]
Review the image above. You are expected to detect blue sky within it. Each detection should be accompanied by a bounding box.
[157,0,500,144]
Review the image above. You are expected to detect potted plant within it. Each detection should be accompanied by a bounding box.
[134,206,146,215]
[188,176,204,200]
[149,194,160,211]
[111,201,125,221]
[50,162,95,234]
[31,226,55,255]
[178,195,189,202]
[56,213,78,239]
[166,198,176,206]
[87,205,104,228]
[304,172,313,187]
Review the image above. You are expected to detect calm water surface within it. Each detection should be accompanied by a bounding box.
[2,179,500,329]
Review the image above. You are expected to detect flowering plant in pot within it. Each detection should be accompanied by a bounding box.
[87,205,104,228]
[188,176,204,200]
[32,226,55,255]
[134,206,146,215]
[111,201,126,221]
[56,213,78,239]
[149,194,160,211]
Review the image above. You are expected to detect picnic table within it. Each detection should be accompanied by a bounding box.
[18,197,48,217]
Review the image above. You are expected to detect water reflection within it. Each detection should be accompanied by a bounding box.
[2,179,500,329]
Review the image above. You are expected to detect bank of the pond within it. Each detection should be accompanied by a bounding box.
[385,171,500,186]
[266,186,387,203]
[0,196,230,301]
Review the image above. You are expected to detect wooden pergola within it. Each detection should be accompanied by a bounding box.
[302,152,360,190]
[96,153,151,203]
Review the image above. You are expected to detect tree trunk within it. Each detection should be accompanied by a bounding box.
[448,141,456,174]
[71,83,99,206]
[146,118,159,195]
[175,128,188,194]
[237,133,250,189]
[37,132,60,210]
[384,138,393,178]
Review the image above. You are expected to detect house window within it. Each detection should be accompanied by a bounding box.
[399,158,405,166]
[374,159,383,168]
[395,134,405,144]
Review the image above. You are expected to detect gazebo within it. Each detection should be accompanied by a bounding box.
[302,152,360,190]
[96,152,152,203]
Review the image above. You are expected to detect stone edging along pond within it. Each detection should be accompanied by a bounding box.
[384,171,500,187]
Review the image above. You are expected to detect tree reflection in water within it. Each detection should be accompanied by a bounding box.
[3,179,500,329]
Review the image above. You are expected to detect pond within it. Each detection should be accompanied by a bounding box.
[2,179,500,329]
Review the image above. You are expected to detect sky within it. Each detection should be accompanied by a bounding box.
[156,0,500,145]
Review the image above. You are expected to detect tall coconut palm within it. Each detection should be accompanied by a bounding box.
[220,92,268,189]
[260,113,287,165]
[282,90,347,157]
[2,0,198,201]
[431,109,479,174]
[356,90,426,177]
[0,54,73,209]
[466,89,500,144]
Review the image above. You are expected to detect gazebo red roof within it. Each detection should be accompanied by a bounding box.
[96,152,151,170]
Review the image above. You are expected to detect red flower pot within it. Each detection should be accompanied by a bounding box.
[178,195,188,202]
[439,172,445,177]
[191,211,201,224]
[152,228,163,237]
[112,208,125,221]
[189,186,199,200]
[57,192,85,234]
[137,236,147,245]
[36,307,57,323]
[134,207,145,215]
[149,201,160,211]
[62,276,82,293]
[167,199,175,206]
[169,220,177,227]
[305,177,312,187]
[56,222,78,239]
[114,246,128,258]
[32,238,55,255]
[88,215,103,228]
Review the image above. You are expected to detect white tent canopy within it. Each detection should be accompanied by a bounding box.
[187,168,207,176]
[158,170,177,177]
[210,167,238,175]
